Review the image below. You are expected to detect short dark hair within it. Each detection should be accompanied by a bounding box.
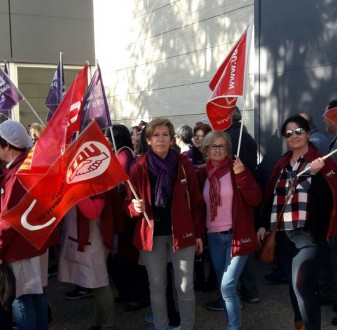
[281,115,310,136]
[175,125,193,144]
[111,124,133,150]
[327,99,337,111]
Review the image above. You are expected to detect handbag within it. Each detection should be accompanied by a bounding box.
[0,263,16,310]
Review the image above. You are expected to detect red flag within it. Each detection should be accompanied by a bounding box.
[206,24,252,130]
[16,65,88,190]
[2,121,128,250]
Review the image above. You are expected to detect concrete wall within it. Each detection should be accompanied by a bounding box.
[0,0,95,65]
[255,0,337,166]
[94,0,254,132]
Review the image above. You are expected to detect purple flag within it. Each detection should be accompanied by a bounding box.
[45,60,66,122]
[0,68,23,118]
[80,64,112,131]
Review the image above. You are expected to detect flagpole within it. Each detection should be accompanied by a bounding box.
[22,97,45,126]
[108,126,117,154]
[236,107,244,157]
[297,149,337,177]
[59,52,63,99]
[126,180,152,228]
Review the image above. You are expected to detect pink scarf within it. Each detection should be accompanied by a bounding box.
[206,157,231,221]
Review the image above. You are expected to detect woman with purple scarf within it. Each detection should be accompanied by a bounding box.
[125,117,205,330]
[199,130,261,330]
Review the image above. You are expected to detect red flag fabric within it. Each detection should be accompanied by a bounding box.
[206,24,252,131]
[323,106,337,125]
[16,65,88,190]
[2,121,128,250]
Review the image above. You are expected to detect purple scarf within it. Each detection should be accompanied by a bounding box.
[147,149,178,207]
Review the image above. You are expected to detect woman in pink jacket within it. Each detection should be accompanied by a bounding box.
[125,117,205,330]
[199,130,261,330]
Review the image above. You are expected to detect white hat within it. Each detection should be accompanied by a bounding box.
[0,120,33,149]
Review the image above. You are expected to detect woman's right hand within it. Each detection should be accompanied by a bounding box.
[256,227,266,245]
[132,199,145,214]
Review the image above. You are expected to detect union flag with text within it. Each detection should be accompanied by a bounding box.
[16,65,88,190]
[206,24,252,130]
[1,121,128,250]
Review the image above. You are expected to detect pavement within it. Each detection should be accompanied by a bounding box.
[45,261,337,330]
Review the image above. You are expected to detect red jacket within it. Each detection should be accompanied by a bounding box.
[260,143,337,240]
[199,162,262,256]
[125,152,205,251]
[0,152,59,263]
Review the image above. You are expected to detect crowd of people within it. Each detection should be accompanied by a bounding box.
[1,102,337,330]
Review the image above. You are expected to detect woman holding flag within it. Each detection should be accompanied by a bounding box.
[257,115,337,330]
[199,130,261,330]
[125,117,205,330]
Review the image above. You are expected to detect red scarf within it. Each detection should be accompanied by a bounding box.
[206,157,231,221]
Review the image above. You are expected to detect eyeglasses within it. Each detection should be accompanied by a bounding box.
[283,128,305,138]
[193,134,205,139]
[208,144,226,151]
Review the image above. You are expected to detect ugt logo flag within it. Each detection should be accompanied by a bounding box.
[2,121,128,250]
[206,24,252,131]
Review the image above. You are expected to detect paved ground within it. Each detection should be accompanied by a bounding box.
[45,261,337,330]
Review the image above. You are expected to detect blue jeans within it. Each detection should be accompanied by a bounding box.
[276,230,320,330]
[207,232,248,330]
[12,293,48,330]
[140,236,195,330]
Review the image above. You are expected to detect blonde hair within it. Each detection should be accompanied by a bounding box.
[145,117,175,140]
[29,123,44,141]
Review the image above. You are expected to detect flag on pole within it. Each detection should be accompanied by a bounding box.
[80,64,112,131]
[4,61,9,75]
[16,65,88,190]
[3,121,128,249]
[0,68,23,119]
[45,55,66,122]
[206,24,252,131]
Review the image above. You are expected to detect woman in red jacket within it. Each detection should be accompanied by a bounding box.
[125,117,205,330]
[199,130,261,330]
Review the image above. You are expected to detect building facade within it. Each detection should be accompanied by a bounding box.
[1,0,336,164]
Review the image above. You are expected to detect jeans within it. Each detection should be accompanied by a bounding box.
[207,232,248,330]
[276,229,320,330]
[12,293,48,330]
[140,235,195,330]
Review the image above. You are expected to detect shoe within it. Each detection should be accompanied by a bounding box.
[205,297,224,311]
[246,297,260,303]
[145,314,154,323]
[65,286,92,300]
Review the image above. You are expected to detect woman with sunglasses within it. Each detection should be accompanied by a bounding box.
[257,115,337,330]
[199,130,262,330]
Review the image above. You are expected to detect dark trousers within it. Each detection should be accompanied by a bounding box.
[276,230,320,330]
[0,305,12,330]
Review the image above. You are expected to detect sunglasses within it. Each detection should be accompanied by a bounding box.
[283,128,305,138]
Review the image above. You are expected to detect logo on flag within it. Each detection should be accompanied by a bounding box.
[4,121,128,249]
[206,24,252,131]
[67,141,110,184]
[0,68,23,118]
